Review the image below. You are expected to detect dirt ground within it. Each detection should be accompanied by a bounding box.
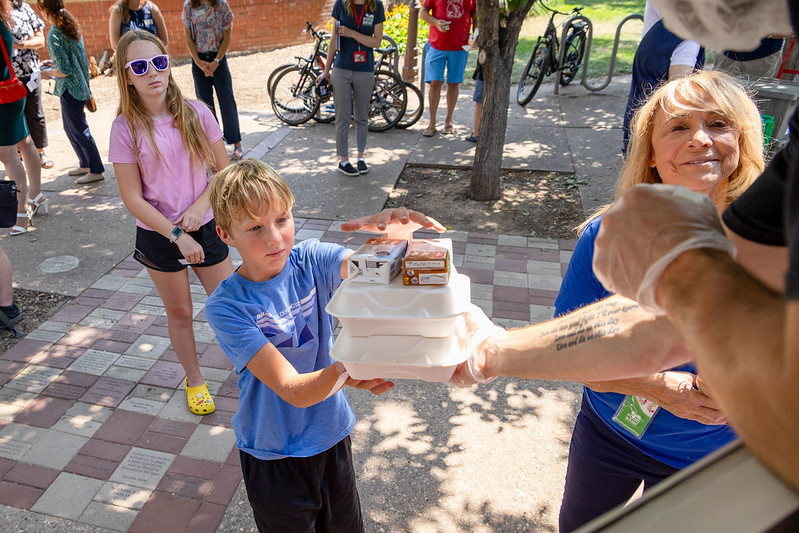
[388,166,584,238]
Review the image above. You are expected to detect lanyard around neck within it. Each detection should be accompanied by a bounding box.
[353,3,366,29]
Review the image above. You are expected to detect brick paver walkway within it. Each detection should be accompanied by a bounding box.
[0,218,575,532]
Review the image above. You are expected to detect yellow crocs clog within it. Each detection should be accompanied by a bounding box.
[185,379,216,415]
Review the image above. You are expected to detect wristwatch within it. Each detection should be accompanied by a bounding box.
[213,57,221,64]
[169,226,184,243]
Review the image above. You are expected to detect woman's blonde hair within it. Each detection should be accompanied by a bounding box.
[345,0,377,17]
[580,69,765,233]
[210,160,295,233]
[114,30,214,171]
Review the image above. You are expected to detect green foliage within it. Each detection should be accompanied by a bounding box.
[382,3,430,56]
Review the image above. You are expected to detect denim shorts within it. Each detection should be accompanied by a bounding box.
[472,78,484,103]
[424,44,469,84]
[133,219,229,273]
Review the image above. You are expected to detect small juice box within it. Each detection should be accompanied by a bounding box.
[402,239,452,285]
[347,238,408,284]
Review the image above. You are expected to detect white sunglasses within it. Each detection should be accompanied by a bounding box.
[124,54,170,76]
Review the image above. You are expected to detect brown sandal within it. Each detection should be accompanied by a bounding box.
[422,125,437,137]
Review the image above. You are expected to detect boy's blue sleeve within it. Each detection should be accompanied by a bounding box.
[205,291,270,373]
[304,239,351,296]
[554,218,612,317]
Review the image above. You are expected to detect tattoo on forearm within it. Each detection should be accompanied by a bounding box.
[539,299,639,351]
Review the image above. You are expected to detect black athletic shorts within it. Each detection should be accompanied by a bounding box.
[133,219,229,273]
[239,436,364,533]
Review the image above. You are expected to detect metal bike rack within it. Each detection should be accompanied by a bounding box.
[553,13,643,94]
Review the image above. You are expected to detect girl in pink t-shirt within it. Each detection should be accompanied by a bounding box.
[108,30,233,416]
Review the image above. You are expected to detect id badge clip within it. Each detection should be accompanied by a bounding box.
[612,395,659,438]
[353,50,366,63]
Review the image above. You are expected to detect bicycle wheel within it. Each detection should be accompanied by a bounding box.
[517,42,549,106]
[268,63,295,99]
[560,27,586,86]
[368,69,407,132]
[395,82,423,129]
[271,66,320,126]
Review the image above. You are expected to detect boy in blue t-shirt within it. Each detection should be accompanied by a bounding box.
[205,159,445,531]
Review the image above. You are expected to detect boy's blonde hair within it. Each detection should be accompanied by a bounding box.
[210,160,295,232]
[580,70,764,233]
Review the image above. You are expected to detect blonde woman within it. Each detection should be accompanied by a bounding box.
[317,0,385,176]
[108,0,168,51]
[556,69,764,531]
[108,30,233,415]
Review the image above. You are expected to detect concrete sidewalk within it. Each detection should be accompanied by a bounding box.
[0,71,631,532]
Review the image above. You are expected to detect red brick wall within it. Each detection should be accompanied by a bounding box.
[49,0,336,60]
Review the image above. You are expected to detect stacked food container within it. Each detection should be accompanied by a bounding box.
[326,238,471,382]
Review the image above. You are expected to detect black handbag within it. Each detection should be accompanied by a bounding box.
[0,181,19,228]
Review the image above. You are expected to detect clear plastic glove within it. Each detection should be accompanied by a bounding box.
[449,305,504,388]
[593,184,734,315]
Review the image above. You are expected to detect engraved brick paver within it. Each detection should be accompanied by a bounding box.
[31,472,104,520]
[110,448,175,490]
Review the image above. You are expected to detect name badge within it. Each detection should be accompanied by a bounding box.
[353,51,366,63]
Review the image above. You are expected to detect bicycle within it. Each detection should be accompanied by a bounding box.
[373,35,423,130]
[269,22,331,125]
[516,2,588,106]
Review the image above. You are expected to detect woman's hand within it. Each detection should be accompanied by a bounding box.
[175,233,205,264]
[340,207,446,240]
[316,70,330,84]
[337,25,355,39]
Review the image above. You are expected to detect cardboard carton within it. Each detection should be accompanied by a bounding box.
[347,238,408,284]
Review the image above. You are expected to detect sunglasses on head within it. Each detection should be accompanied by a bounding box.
[124,54,170,76]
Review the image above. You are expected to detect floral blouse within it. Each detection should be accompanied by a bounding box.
[46,25,91,101]
[10,1,44,78]
[181,0,233,53]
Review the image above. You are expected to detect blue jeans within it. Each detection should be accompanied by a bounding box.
[191,53,241,145]
[60,91,104,174]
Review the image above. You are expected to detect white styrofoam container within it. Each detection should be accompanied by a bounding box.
[326,271,471,337]
[330,326,467,382]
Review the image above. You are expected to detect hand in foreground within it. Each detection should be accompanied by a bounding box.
[340,207,447,240]
[347,377,395,395]
[593,184,734,314]
[449,305,505,388]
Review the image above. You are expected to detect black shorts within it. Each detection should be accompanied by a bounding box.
[239,436,364,533]
[133,219,229,273]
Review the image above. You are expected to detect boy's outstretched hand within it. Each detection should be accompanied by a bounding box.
[347,377,395,395]
[340,207,447,241]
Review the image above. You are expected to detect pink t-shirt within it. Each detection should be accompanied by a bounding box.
[108,100,224,230]
[423,0,475,51]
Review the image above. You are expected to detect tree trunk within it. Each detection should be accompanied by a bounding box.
[470,0,534,201]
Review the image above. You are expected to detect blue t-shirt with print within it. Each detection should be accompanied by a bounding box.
[332,0,385,72]
[554,216,737,469]
[205,239,354,460]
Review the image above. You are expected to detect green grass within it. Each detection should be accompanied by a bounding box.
[464,0,647,84]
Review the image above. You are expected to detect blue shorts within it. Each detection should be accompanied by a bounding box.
[472,78,484,103]
[424,44,469,84]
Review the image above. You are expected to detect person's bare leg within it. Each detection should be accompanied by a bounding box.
[192,258,234,298]
[0,246,12,307]
[147,268,205,387]
[427,80,443,133]
[18,137,41,200]
[445,82,460,128]
[473,101,483,137]
[0,145,28,211]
